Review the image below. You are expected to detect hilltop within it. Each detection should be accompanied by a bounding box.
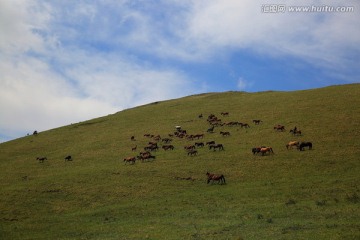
[0,84,359,239]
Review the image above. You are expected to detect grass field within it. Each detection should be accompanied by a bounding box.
[0,84,359,239]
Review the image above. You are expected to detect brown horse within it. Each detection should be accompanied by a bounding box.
[286,141,299,149]
[274,125,285,131]
[260,147,274,155]
[123,156,136,164]
[206,172,226,184]
[220,131,230,136]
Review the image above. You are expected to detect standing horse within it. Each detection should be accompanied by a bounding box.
[260,147,274,156]
[286,141,299,149]
[298,142,312,151]
[36,157,47,163]
[206,172,226,184]
[253,120,262,125]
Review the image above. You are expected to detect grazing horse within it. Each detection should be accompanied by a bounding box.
[206,172,226,184]
[241,123,250,128]
[260,147,274,156]
[206,141,215,145]
[130,136,135,141]
[64,155,72,161]
[286,141,299,149]
[187,149,198,156]
[298,142,312,151]
[162,145,174,150]
[33,130,38,135]
[290,129,302,136]
[36,157,47,163]
[253,120,262,125]
[220,131,230,136]
[123,156,136,164]
[131,145,137,151]
[221,112,229,116]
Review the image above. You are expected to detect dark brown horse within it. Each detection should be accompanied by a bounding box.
[253,120,262,125]
[206,172,226,184]
[298,142,312,151]
[274,125,285,131]
[36,157,47,163]
[209,144,224,151]
[187,149,198,156]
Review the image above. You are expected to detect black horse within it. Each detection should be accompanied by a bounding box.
[298,142,312,151]
[64,155,73,161]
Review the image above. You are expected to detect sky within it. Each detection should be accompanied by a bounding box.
[0,0,359,143]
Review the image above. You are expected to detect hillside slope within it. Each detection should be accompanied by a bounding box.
[0,84,359,239]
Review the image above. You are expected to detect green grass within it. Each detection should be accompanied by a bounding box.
[0,84,359,239]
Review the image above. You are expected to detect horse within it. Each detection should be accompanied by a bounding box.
[252,146,266,155]
[130,136,135,141]
[274,125,285,131]
[195,142,204,148]
[123,156,136,164]
[187,149,198,156]
[33,130,38,135]
[286,141,299,150]
[64,155,72,161]
[206,141,215,145]
[241,123,250,128]
[290,129,302,136]
[206,172,226,184]
[162,145,174,150]
[298,142,312,151]
[131,145,137,151]
[260,147,274,156]
[221,112,229,116]
[36,157,47,163]
[209,144,224,151]
[253,120,262,125]
[220,131,230,136]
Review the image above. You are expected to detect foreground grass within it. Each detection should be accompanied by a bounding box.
[0,84,359,239]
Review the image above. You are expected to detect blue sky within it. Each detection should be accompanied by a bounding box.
[0,0,359,142]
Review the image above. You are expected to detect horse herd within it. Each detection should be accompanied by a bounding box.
[124,112,313,185]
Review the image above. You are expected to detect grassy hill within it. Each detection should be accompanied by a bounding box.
[0,84,359,240]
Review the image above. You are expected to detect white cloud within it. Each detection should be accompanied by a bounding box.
[237,78,253,91]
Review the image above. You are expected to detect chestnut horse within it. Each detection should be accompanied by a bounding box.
[206,172,226,184]
[286,141,299,149]
[260,147,274,155]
